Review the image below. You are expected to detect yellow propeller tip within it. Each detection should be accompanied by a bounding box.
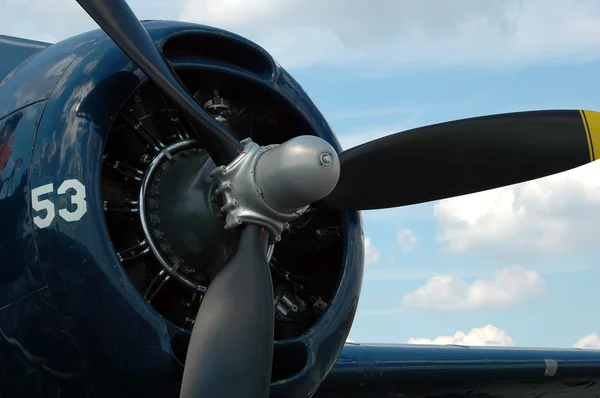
[580,110,600,162]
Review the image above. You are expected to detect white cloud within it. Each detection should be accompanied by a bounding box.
[573,333,600,349]
[0,0,185,43]
[179,0,600,70]
[434,161,600,259]
[6,1,600,71]
[396,229,418,254]
[364,236,381,266]
[402,265,545,311]
[409,324,516,347]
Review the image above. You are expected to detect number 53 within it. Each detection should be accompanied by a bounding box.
[31,179,88,229]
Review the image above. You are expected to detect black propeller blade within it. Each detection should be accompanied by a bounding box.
[75,1,274,397]
[76,0,242,166]
[180,225,273,398]
[324,110,600,210]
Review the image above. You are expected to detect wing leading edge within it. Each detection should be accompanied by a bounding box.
[314,343,600,398]
[0,35,51,82]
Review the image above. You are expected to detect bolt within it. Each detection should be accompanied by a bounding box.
[320,152,333,167]
[141,154,152,165]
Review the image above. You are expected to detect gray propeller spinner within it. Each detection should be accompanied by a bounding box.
[210,135,341,242]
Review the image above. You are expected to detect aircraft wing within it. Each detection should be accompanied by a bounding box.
[314,342,600,398]
[0,35,51,82]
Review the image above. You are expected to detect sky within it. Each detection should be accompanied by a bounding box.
[3,0,600,350]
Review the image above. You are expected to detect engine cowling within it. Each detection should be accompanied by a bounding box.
[1,21,364,398]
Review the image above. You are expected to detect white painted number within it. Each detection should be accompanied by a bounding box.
[31,179,88,229]
[31,183,55,229]
[57,179,87,222]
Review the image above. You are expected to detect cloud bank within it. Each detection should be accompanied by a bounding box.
[364,236,381,266]
[435,161,600,259]
[7,1,600,72]
[180,0,600,70]
[409,324,516,347]
[573,333,600,349]
[403,266,545,311]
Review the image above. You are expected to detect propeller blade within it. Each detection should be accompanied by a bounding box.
[180,225,273,398]
[75,0,242,165]
[324,110,600,210]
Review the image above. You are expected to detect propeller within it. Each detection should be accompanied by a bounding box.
[323,110,600,210]
[77,0,600,397]
[180,225,273,398]
[75,1,273,397]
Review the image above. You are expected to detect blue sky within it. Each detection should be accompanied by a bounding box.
[308,60,600,348]
[3,0,600,349]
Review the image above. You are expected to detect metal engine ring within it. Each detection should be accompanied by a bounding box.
[138,138,274,292]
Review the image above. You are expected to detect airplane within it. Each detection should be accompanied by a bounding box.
[1,0,600,397]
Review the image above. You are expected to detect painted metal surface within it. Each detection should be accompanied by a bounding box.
[0,102,46,310]
[0,20,363,398]
[0,35,51,84]
[316,343,600,397]
[0,287,104,397]
[0,33,84,118]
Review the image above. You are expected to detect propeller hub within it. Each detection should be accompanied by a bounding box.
[210,135,341,241]
[254,135,341,213]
